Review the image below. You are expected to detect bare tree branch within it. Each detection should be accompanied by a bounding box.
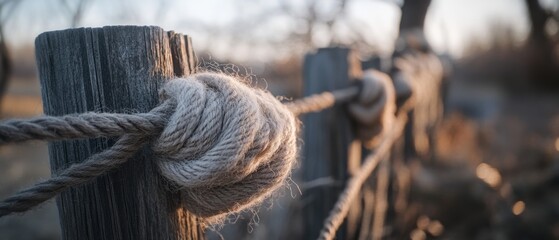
[60,0,91,27]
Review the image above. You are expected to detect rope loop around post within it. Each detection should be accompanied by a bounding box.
[0,72,298,223]
[0,69,403,228]
[154,72,298,219]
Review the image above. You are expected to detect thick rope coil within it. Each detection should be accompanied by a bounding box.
[153,73,298,219]
[348,70,396,148]
[0,72,298,221]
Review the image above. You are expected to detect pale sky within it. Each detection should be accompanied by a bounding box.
[2,0,540,61]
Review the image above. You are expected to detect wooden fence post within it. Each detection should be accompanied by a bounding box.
[35,26,203,240]
[302,47,363,239]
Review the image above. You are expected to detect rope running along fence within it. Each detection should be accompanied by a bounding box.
[318,113,408,240]
[0,71,410,238]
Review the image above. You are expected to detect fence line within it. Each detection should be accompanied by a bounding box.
[0,73,379,219]
[0,28,438,240]
[0,65,420,240]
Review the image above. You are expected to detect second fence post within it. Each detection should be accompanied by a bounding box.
[302,47,363,239]
[35,26,203,240]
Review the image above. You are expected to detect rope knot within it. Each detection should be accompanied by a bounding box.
[154,72,298,219]
[348,70,396,148]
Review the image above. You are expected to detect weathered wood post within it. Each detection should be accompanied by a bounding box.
[35,26,203,240]
[301,47,363,239]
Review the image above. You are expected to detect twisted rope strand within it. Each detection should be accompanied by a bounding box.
[0,84,355,146]
[285,85,360,115]
[371,156,390,240]
[318,113,408,240]
[0,134,147,217]
[0,101,173,144]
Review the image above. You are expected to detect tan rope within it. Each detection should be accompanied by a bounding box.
[372,156,391,240]
[317,113,408,240]
[285,85,360,115]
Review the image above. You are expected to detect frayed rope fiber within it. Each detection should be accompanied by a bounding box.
[154,73,297,218]
[0,72,298,220]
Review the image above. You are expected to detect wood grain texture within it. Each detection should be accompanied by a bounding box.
[301,47,363,239]
[35,26,203,240]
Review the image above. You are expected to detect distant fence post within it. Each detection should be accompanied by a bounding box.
[35,26,202,240]
[302,47,363,239]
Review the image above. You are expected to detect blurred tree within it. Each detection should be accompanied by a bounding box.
[0,26,9,105]
[524,0,559,90]
[395,0,432,53]
[399,0,431,32]
[0,0,19,110]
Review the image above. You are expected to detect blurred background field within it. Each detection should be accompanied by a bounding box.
[1,0,559,239]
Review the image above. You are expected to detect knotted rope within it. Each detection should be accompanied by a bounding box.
[153,73,297,218]
[0,72,298,220]
[348,70,397,148]
[0,70,396,228]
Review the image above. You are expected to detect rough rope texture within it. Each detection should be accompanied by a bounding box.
[318,113,408,240]
[348,70,397,148]
[0,72,298,221]
[153,73,297,219]
[0,103,172,143]
[285,85,360,115]
[0,135,147,216]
